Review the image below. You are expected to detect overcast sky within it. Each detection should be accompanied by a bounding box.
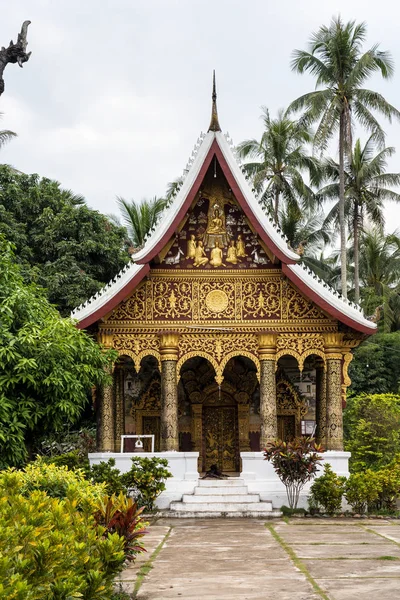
[1,0,400,229]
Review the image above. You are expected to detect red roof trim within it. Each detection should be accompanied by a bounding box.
[281,264,375,335]
[213,144,297,264]
[77,264,150,329]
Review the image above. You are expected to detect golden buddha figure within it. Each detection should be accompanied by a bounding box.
[226,239,239,264]
[236,234,247,257]
[210,241,225,268]
[186,234,196,259]
[207,207,224,233]
[193,240,209,267]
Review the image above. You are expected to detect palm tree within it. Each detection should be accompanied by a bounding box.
[0,112,16,150]
[237,108,320,223]
[289,17,400,298]
[320,137,400,303]
[116,196,167,249]
[358,228,400,332]
[166,176,184,201]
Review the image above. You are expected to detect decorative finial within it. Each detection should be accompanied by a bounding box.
[208,70,221,132]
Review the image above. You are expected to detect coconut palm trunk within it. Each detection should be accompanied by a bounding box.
[274,187,280,223]
[353,203,360,304]
[339,113,348,298]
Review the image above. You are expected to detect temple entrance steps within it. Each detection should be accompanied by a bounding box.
[167,478,281,517]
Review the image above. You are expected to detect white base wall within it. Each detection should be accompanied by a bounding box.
[88,452,199,509]
[240,451,351,509]
[89,450,350,511]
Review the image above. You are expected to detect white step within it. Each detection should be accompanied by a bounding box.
[182,494,261,504]
[170,501,273,512]
[197,478,245,487]
[194,485,249,495]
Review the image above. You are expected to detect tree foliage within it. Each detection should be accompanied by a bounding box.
[0,237,117,467]
[349,332,400,395]
[0,165,129,315]
[344,393,400,471]
[116,195,167,249]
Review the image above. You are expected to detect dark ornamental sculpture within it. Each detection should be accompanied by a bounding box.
[0,20,31,96]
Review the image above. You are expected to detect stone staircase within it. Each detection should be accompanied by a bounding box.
[167,478,281,517]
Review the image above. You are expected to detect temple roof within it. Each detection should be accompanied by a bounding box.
[71,93,377,335]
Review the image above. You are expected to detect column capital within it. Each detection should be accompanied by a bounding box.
[98,330,113,348]
[258,333,277,360]
[159,332,180,361]
[323,332,344,355]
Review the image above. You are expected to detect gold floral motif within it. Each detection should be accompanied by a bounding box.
[205,289,229,313]
[326,357,343,451]
[103,270,334,327]
[242,280,281,319]
[113,335,160,371]
[259,359,278,446]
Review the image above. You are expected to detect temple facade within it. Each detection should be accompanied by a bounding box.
[72,82,376,505]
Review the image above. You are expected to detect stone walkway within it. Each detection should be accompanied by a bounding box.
[121,518,400,599]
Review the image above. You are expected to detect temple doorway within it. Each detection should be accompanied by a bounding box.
[202,390,239,472]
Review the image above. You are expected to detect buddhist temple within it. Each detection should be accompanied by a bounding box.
[72,76,376,510]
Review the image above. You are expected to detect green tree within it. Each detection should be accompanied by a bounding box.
[344,393,400,471]
[0,165,129,315]
[290,16,400,298]
[349,332,400,395]
[358,228,400,331]
[0,237,117,467]
[320,137,400,303]
[116,195,167,249]
[237,108,320,223]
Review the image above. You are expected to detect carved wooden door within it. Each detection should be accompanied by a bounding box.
[203,406,238,472]
[142,416,160,451]
[278,415,296,442]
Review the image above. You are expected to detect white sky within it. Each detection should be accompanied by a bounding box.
[1,0,400,229]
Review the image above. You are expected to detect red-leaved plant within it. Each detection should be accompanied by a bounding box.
[264,437,323,509]
[95,493,148,562]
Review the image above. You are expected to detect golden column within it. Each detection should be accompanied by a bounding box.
[324,333,344,451]
[97,369,115,452]
[96,332,115,452]
[114,368,124,451]
[258,333,278,448]
[160,333,180,451]
[315,359,327,447]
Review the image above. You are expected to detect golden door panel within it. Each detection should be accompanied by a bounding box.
[142,416,161,451]
[203,406,238,472]
[278,415,296,442]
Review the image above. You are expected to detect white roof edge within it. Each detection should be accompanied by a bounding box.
[131,131,215,262]
[71,262,146,323]
[287,263,377,330]
[216,132,300,262]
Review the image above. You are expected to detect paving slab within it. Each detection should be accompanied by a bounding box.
[303,558,400,578]
[291,543,400,559]
[314,577,400,600]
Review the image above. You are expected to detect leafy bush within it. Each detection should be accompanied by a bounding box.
[309,463,346,513]
[43,449,90,473]
[372,457,400,511]
[95,492,148,561]
[121,457,172,510]
[38,426,97,458]
[264,437,323,509]
[0,470,126,600]
[90,458,127,496]
[344,393,400,472]
[344,471,380,513]
[17,458,106,513]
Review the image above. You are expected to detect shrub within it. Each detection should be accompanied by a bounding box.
[38,426,97,458]
[264,437,323,509]
[371,457,400,511]
[344,471,381,513]
[0,470,126,600]
[16,458,106,513]
[121,457,172,511]
[90,458,127,496]
[309,463,346,513]
[95,492,148,561]
[43,449,90,473]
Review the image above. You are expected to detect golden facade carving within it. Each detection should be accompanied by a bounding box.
[276,333,325,370]
[113,334,160,371]
[103,270,335,329]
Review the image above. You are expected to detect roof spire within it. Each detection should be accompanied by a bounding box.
[208,70,221,132]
